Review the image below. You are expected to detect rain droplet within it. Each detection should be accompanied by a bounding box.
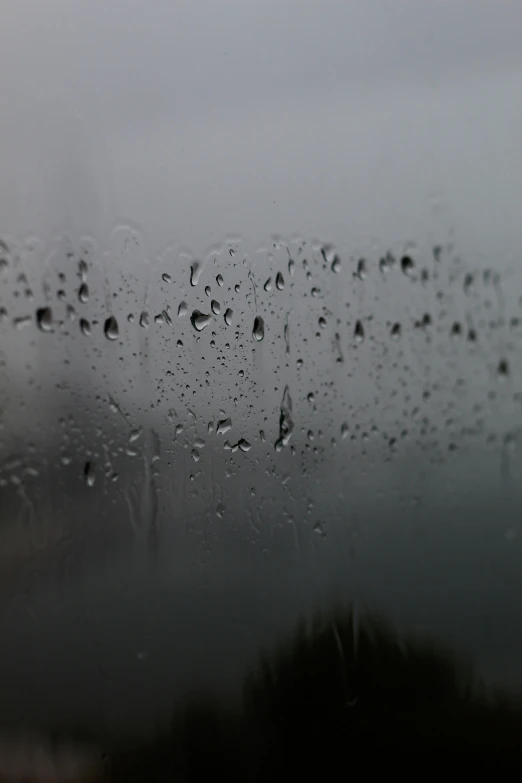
[253,316,265,342]
[341,422,349,439]
[154,313,165,325]
[224,308,233,326]
[463,273,474,295]
[104,315,119,340]
[450,322,462,339]
[216,274,224,287]
[84,461,95,487]
[205,285,211,297]
[78,283,89,303]
[129,428,142,443]
[78,259,88,282]
[390,323,401,340]
[80,318,91,336]
[356,258,367,280]
[178,301,187,318]
[311,287,321,298]
[238,438,251,452]
[190,310,211,331]
[211,300,221,315]
[275,385,293,450]
[288,259,295,276]
[190,262,202,286]
[216,503,224,518]
[401,255,415,276]
[354,320,365,344]
[217,418,232,435]
[497,359,509,380]
[318,316,327,329]
[313,522,326,538]
[191,448,200,462]
[36,307,53,332]
[139,311,150,329]
[162,273,172,283]
[264,278,273,292]
[307,392,315,403]
[276,272,285,290]
[331,256,341,274]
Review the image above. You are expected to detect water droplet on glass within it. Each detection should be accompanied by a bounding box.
[154,312,165,325]
[224,308,233,326]
[288,259,295,276]
[401,255,415,276]
[217,417,232,435]
[296,358,303,369]
[390,322,401,340]
[331,256,341,274]
[450,322,462,339]
[139,311,150,329]
[354,320,365,344]
[211,300,221,315]
[78,259,88,282]
[313,522,326,538]
[178,301,187,318]
[129,428,142,443]
[36,307,53,332]
[264,278,273,292]
[356,259,367,280]
[84,461,95,487]
[253,316,265,341]
[497,359,509,380]
[238,438,251,452]
[275,272,285,290]
[191,448,200,462]
[104,315,119,340]
[190,310,211,332]
[78,283,89,303]
[80,318,91,336]
[307,392,315,403]
[190,262,202,286]
[341,422,349,439]
[216,503,224,518]
[216,274,224,287]
[275,385,293,450]
[463,273,474,295]
[311,287,320,298]
[162,273,171,283]
[205,285,211,297]
[318,316,327,329]
[14,315,32,329]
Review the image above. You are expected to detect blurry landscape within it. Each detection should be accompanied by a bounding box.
[1,605,520,780]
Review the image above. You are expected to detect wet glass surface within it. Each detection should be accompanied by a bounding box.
[0,0,521,775]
